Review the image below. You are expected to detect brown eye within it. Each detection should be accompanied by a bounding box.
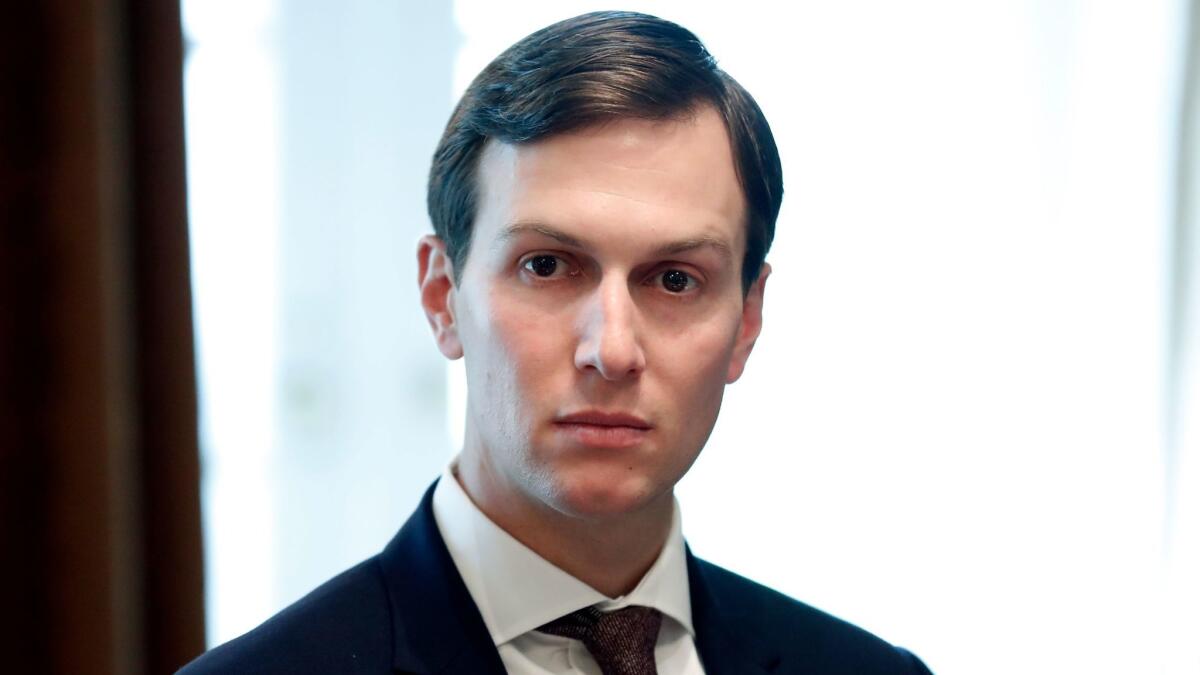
[525,255,559,277]
[661,269,693,293]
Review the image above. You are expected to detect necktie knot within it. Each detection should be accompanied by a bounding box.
[538,604,663,675]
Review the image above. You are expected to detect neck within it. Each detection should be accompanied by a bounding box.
[453,454,675,598]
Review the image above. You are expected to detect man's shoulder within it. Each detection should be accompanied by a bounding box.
[691,557,932,675]
[177,556,393,675]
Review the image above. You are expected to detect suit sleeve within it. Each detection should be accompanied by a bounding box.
[897,646,935,674]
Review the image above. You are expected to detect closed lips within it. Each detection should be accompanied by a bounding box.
[555,412,652,429]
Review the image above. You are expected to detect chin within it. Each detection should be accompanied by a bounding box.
[543,467,668,519]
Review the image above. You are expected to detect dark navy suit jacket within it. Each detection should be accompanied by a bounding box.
[180,482,933,674]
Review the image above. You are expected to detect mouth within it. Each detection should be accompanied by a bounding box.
[553,410,653,448]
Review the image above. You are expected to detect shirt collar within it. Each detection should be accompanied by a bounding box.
[431,462,695,646]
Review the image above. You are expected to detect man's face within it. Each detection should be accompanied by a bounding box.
[421,105,768,521]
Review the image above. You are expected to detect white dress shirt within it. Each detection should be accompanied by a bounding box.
[431,463,706,675]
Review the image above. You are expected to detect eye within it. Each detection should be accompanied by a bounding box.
[520,254,573,279]
[658,268,697,294]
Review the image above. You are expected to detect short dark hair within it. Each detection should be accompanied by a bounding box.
[427,10,783,292]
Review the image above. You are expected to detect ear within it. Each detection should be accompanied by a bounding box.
[726,262,770,383]
[417,235,463,359]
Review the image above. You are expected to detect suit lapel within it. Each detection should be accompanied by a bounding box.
[377,481,507,675]
[687,548,780,675]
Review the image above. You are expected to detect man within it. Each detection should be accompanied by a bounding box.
[181,11,932,675]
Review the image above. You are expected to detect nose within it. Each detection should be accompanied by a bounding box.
[574,277,646,381]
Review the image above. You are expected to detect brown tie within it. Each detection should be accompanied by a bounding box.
[537,605,663,675]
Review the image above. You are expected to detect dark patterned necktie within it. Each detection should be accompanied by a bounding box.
[537,604,663,675]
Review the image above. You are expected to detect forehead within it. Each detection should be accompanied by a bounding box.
[472,106,746,257]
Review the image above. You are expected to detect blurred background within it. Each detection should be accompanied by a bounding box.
[2,1,1198,674]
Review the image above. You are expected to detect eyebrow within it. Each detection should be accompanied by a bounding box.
[497,222,586,249]
[497,221,735,262]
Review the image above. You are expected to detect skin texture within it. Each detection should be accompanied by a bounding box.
[417,105,768,597]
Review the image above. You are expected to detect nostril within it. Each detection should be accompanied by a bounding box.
[574,337,644,381]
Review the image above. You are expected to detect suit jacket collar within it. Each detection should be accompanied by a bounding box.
[379,480,506,675]
[686,548,781,674]
[378,480,781,674]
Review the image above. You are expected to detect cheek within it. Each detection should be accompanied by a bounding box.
[474,288,571,413]
[667,305,740,371]
[649,311,741,416]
